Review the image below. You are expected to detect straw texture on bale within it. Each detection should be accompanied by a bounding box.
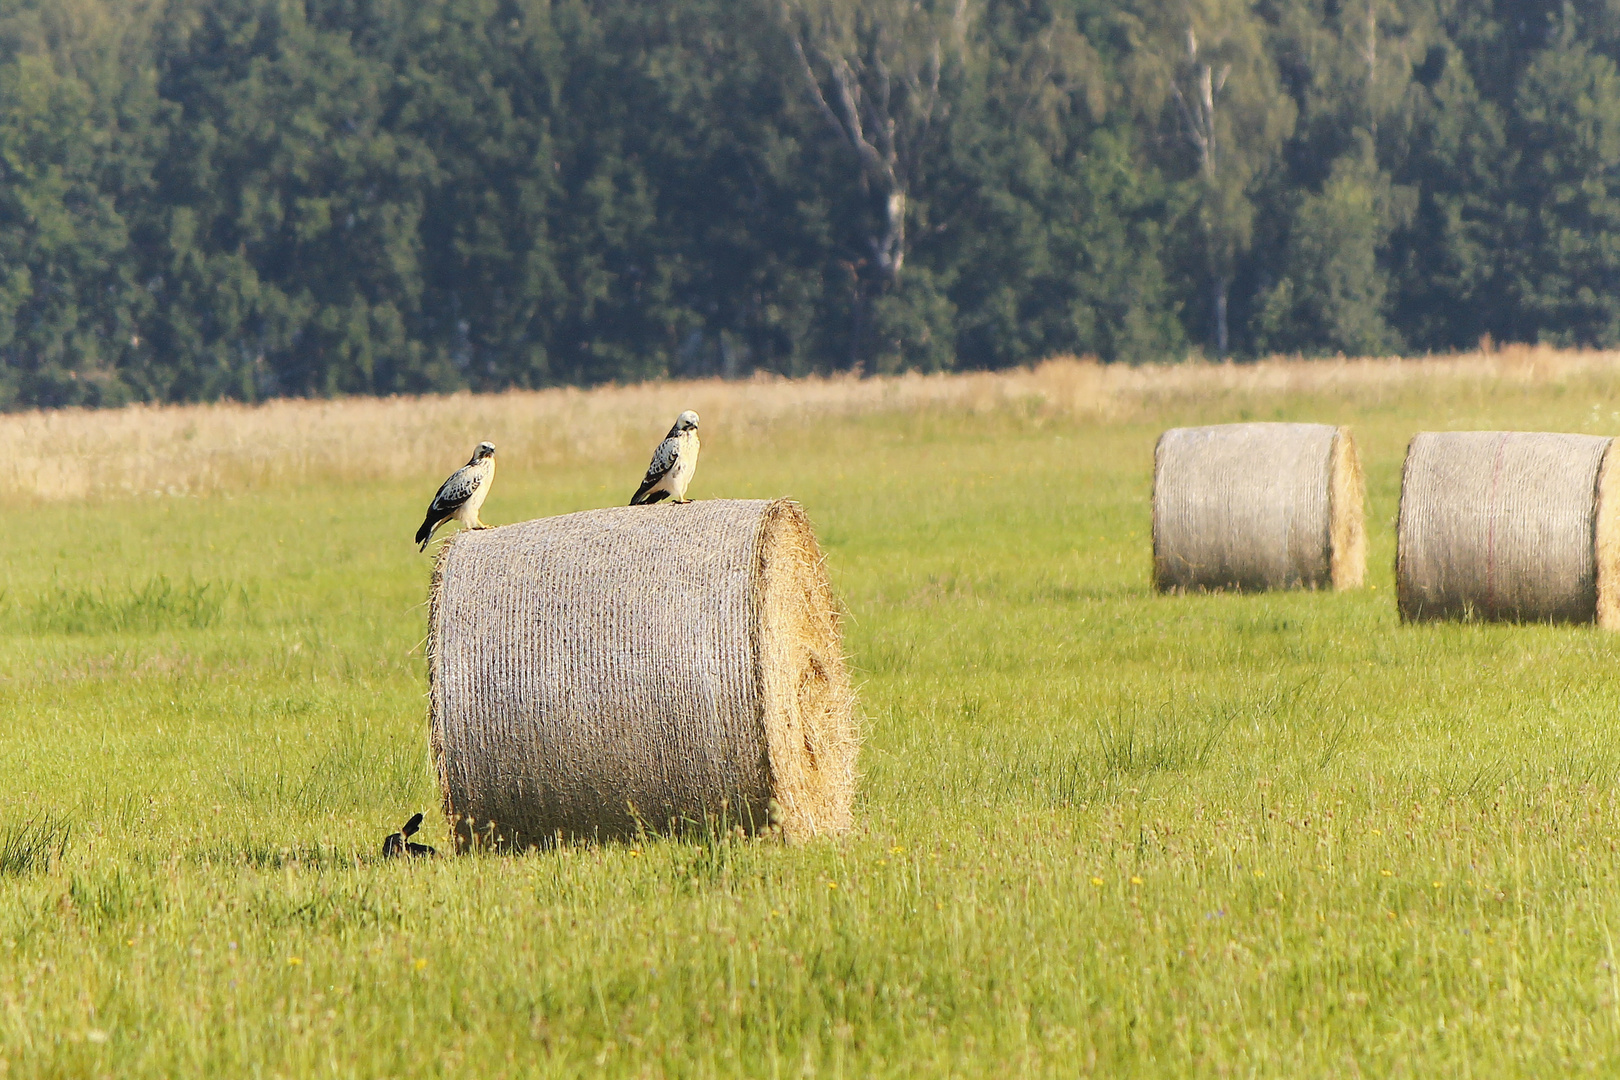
[428,498,854,848]
[1152,422,1366,593]
[1396,431,1620,626]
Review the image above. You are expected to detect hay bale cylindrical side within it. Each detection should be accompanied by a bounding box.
[1152,422,1366,593]
[1396,431,1620,625]
[428,498,855,848]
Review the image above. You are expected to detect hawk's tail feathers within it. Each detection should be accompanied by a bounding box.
[415,513,439,550]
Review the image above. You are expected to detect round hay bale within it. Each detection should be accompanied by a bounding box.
[1152,422,1366,593]
[428,499,855,848]
[1396,431,1620,625]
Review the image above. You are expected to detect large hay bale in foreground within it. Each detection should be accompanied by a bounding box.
[428,499,854,848]
[1396,432,1620,625]
[1152,422,1366,593]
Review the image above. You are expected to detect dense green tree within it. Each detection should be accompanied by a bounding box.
[5,0,1620,406]
[947,2,1185,366]
[1126,0,1296,355]
[1254,137,1407,354]
[1502,34,1620,345]
[0,0,162,408]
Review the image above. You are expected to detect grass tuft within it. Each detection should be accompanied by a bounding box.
[0,815,71,876]
[26,576,239,634]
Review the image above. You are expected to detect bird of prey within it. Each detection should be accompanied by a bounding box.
[416,441,495,550]
[630,410,700,505]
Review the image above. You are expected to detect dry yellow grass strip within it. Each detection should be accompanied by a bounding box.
[2,344,1615,502]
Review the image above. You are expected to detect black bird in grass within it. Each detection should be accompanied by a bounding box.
[382,813,438,859]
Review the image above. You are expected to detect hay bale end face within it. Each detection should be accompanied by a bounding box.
[428,499,855,848]
[1396,432,1620,625]
[1152,423,1366,593]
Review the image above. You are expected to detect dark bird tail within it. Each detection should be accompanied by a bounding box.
[415,514,438,551]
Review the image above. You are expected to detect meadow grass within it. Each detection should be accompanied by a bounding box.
[8,354,1620,1074]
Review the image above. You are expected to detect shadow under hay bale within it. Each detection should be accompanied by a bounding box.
[428,499,855,850]
[1396,431,1620,625]
[1152,422,1366,593]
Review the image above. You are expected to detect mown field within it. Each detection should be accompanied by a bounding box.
[8,352,1620,1076]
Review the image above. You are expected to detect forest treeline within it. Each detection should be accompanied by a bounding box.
[1,0,1617,407]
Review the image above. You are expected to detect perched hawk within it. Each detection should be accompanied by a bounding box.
[416,441,496,550]
[630,410,700,505]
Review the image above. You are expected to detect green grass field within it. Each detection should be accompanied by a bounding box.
[9,359,1620,1076]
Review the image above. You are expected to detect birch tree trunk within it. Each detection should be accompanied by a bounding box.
[1131,0,1293,357]
[783,0,970,364]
